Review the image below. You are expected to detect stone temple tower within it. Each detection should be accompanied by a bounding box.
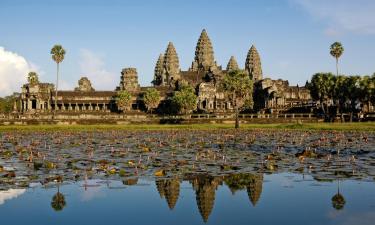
[119,68,140,92]
[190,29,217,72]
[226,56,239,72]
[245,45,263,81]
[163,42,180,84]
[153,54,165,85]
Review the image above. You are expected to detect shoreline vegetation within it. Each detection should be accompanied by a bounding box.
[0,122,374,132]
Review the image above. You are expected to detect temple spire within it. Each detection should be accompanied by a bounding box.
[190,29,216,72]
[153,54,165,85]
[226,56,239,72]
[163,42,180,83]
[245,45,263,81]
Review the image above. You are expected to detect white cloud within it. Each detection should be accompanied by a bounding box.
[79,49,117,90]
[0,47,39,97]
[0,189,25,205]
[291,0,375,35]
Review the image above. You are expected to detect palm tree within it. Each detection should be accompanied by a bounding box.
[50,45,66,111]
[220,70,253,128]
[330,42,344,77]
[51,184,66,211]
[331,180,345,210]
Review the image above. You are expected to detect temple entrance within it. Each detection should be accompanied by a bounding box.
[32,100,37,109]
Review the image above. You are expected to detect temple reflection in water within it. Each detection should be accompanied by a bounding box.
[155,173,264,222]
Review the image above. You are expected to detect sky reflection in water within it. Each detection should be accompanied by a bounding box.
[0,173,374,225]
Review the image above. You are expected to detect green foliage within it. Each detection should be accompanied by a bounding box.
[0,94,17,113]
[50,45,66,64]
[51,192,66,211]
[27,72,39,85]
[171,85,197,114]
[308,73,375,118]
[330,42,344,59]
[143,88,161,113]
[331,193,345,210]
[221,70,253,109]
[116,90,132,112]
[221,70,253,128]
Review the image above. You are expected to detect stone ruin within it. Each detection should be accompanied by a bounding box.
[245,45,263,81]
[119,68,140,92]
[75,77,95,92]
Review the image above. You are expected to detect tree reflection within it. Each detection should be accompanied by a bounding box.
[51,184,66,212]
[331,180,345,210]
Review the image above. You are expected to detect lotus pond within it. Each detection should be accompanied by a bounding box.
[0,129,374,225]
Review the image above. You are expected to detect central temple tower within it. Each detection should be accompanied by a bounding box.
[190,29,217,72]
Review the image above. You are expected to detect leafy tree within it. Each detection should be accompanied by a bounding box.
[116,90,132,112]
[358,75,375,113]
[27,72,39,85]
[330,42,344,76]
[143,88,161,113]
[0,94,18,113]
[50,45,66,110]
[307,73,335,119]
[51,185,66,211]
[220,70,253,128]
[332,75,347,121]
[343,76,361,121]
[171,85,197,114]
[331,180,345,210]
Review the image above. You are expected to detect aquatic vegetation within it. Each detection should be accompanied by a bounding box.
[0,129,373,190]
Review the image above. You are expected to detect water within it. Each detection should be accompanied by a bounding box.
[1,173,374,225]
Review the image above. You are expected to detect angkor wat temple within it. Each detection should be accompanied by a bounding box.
[154,173,264,223]
[17,29,311,115]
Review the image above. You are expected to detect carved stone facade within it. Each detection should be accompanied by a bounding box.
[254,78,311,112]
[17,29,313,115]
[118,68,140,92]
[245,45,263,81]
[75,77,95,92]
[226,56,239,72]
[190,29,217,72]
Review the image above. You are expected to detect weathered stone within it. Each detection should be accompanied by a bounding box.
[163,42,180,84]
[226,56,239,72]
[119,68,140,92]
[245,45,263,81]
[153,54,165,86]
[190,29,217,72]
[75,77,95,92]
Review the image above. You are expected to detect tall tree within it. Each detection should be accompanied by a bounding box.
[343,76,361,122]
[51,185,66,211]
[332,75,347,121]
[116,90,132,112]
[171,85,197,114]
[307,73,335,119]
[220,70,253,128]
[50,45,66,111]
[331,180,345,210]
[143,88,161,113]
[330,42,344,76]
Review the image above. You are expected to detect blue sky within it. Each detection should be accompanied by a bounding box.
[1,0,374,95]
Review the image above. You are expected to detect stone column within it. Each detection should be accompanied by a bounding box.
[22,100,26,112]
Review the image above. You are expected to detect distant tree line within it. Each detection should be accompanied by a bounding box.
[307,73,375,121]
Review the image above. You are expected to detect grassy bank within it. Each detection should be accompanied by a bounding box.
[0,122,374,132]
